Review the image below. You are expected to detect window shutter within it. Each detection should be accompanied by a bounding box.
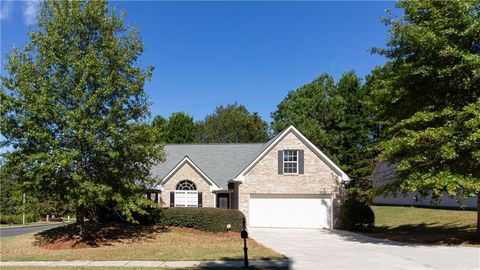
[198,192,203,207]
[278,150,283,175]
[170,191,175,207]
[299,150,304,174]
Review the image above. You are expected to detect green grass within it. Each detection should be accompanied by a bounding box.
[0,224,285,262]
[367,205,477,245]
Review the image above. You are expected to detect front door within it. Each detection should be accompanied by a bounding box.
[217,193,230,209]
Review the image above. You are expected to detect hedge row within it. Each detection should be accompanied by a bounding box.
[149,207,245,232]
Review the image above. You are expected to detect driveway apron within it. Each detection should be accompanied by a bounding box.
[250,228,480,270]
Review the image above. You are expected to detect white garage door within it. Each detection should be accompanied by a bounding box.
[249,194,332,229]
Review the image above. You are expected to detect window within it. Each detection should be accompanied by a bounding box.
[176,180,197,190]
[175,180,198,207]
[283,150,298,174]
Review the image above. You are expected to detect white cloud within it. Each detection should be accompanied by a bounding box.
[23,0,39,25]
[0,0,14,21]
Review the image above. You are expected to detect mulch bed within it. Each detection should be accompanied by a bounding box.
[35,222,170,249]
[35,223,239,250]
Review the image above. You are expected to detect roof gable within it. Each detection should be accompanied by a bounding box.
[233,125,350,183]
[156,156,221,191]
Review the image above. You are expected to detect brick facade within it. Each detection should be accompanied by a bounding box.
[158,130,345,228]
[160,162,216,208]
[238,132,344,228]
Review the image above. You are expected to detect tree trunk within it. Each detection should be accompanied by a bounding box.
[76,207,85,236]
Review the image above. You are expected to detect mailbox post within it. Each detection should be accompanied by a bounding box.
[240,217,249,268]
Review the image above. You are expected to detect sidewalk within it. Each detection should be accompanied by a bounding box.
[0,260,290,268]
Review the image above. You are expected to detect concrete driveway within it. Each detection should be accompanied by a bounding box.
[250,228,480,270]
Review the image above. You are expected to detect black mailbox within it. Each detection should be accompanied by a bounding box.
[241,217,249,267]
[241,229,248,239]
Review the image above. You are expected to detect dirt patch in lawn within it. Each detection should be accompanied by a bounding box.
[35,222,170,249]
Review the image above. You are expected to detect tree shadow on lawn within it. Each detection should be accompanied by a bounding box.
[33,222,170,249]
[337,222,478,246]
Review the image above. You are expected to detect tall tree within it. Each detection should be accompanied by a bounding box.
[197,103,269,143]
[271,74,345,163]
[0,0,161,234]
[164,112,197,143]
[151,115,167,143]
[334,71,374,202]
[367,0,480,232]
[272,72,374,202]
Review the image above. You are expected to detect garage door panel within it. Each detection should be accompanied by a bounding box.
[249,195,331,229]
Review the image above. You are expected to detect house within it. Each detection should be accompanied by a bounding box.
[371,162,477,209]
[150,125,350,229]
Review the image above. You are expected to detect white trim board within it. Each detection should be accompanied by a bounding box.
[155,156,221,191]
[233,125,350,183]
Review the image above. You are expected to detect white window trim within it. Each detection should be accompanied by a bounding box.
[155,156,221,191]
[283,150,299,175]
[176,180,197,190]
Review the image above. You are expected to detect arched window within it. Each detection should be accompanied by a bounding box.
[176,180,196,191]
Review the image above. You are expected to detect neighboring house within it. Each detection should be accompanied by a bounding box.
[149,125,350,229]
[371,162,477,209]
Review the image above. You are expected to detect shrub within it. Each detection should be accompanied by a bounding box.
[340,200,375,231]
[152,207,245,232]
[346,186,373,205]
[0,214,37,224]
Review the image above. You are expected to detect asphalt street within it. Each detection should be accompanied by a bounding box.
[0,223,68,237]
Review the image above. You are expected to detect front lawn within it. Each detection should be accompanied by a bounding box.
[367,205,477,245]
[0,224,284,261]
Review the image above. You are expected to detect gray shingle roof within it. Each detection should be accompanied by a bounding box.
[151,142,274,189]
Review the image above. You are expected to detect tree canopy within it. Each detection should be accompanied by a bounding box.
[162,112,198,144]
[151,115,168,144]
[197,103,269,143]
[367,0,479,215]
[0,0,161,232]
[271,74,346,162]
[271,72,374,201]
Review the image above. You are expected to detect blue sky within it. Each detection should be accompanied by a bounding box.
[1,1,398,123]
